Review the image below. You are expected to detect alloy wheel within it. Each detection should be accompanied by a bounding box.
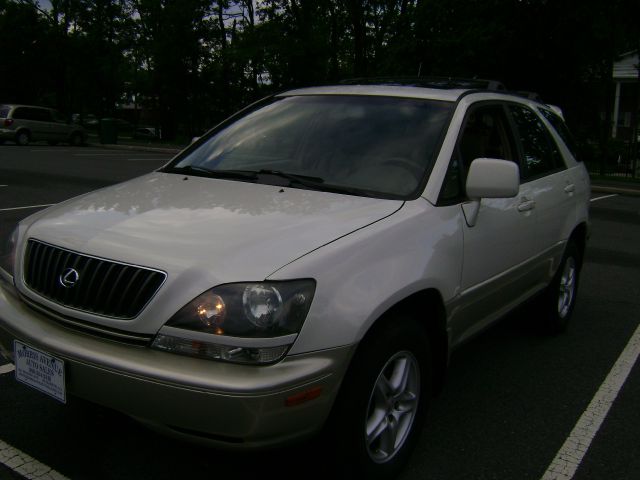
[365,351,420,463]
[557,256,576,319]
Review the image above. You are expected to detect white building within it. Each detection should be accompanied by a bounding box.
[611,50,639,140]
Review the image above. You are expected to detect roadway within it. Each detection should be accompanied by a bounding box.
[0,145,639,479]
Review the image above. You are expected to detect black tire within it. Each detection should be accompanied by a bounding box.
[327,317,431,479]
[16,130,30,146]
[69,132,83,146]
[540,241,581,333]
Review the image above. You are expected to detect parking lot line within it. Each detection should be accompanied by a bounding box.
[73,153,123,156]
[590,194,618,203]
[29,149,69,153]
[0,364,14,375]
[0,204,55,212]
[127,158,169,161]
[0,439,69,480]
[541,322,640,480]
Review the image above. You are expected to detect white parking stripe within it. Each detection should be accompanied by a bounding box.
[0,439,69,479]
[0,185,7,187]
[590,194,618,203]
[29,149,69,153]
[541,322,640,480]
[127,158,169,161]
[0,204,55,212]
[0,364,14,375]
[73,153,122,156]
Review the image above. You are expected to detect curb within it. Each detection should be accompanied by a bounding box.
[87,142,183,155]
[591,185,640,197]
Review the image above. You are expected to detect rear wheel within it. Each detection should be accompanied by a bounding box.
[541,241,580,333]
[328,318,430,479]
[16,130,30,146]
[69,132,83,146]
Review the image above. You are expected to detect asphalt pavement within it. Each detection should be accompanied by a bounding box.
[0,145,639,479]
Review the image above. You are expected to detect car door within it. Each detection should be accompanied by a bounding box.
[27,107,52,141]
[442,103,540,344]
[508,104,575,268]
[49,110,69,141]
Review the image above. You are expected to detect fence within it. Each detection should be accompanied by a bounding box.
[583,139,639,179]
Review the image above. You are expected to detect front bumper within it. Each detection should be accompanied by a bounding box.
[0,277,354,449]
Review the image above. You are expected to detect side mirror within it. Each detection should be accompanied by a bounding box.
[465,158,519,199]
[463,158,520,227]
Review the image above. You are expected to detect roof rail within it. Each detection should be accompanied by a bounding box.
[516,91,542,101]
[339,76,506,91]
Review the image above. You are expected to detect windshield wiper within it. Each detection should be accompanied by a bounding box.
[167,165,257,181]
[256,169,325,188]
[255,170,383,197]
[167,166,382,197]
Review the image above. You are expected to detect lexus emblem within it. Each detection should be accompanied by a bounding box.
[59,268,80,288]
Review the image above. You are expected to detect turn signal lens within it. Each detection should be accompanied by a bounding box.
[151,334,289,364]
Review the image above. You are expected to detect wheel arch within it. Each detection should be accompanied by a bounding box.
[69,130,84,139]
[569,222,588,270]
[356,288,450,393]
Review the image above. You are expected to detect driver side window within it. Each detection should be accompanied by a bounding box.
[440,104,517,204]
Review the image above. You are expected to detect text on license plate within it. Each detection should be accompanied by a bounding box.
[14,340,66,403]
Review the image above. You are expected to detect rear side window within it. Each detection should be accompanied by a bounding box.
[12,107,27,120]
[538,107,581,162]
[12,107,52,121]
[509,105,563,180]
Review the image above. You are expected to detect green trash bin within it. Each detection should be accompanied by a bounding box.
[100,118,118,144]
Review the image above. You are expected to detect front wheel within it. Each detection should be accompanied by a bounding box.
[327,318,430,479]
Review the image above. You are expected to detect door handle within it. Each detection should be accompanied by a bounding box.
[517,200,536,212]
[564,184,575,194]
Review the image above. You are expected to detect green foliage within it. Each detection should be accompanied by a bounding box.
[0,0,638,141]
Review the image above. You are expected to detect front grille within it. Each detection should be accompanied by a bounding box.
[21,294,154,346]
[23,239,166,319]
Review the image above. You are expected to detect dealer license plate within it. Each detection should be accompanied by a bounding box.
[14,340,66,403]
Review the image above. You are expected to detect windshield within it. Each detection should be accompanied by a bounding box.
[166,95,454,199]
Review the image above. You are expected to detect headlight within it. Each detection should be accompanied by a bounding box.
[151,280,315,364]
[0,227,18,278]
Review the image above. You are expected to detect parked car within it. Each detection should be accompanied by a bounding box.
[71,113,99,130]
[0,104,86,146]
[133,126,161,140]
[0,81,590,478]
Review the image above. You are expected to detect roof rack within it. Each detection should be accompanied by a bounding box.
[339,76,506,91]
[516,91,542,101]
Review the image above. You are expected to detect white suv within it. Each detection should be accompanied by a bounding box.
[0,82,589,479]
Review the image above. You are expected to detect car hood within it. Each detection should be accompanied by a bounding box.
[19,172,402,329]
